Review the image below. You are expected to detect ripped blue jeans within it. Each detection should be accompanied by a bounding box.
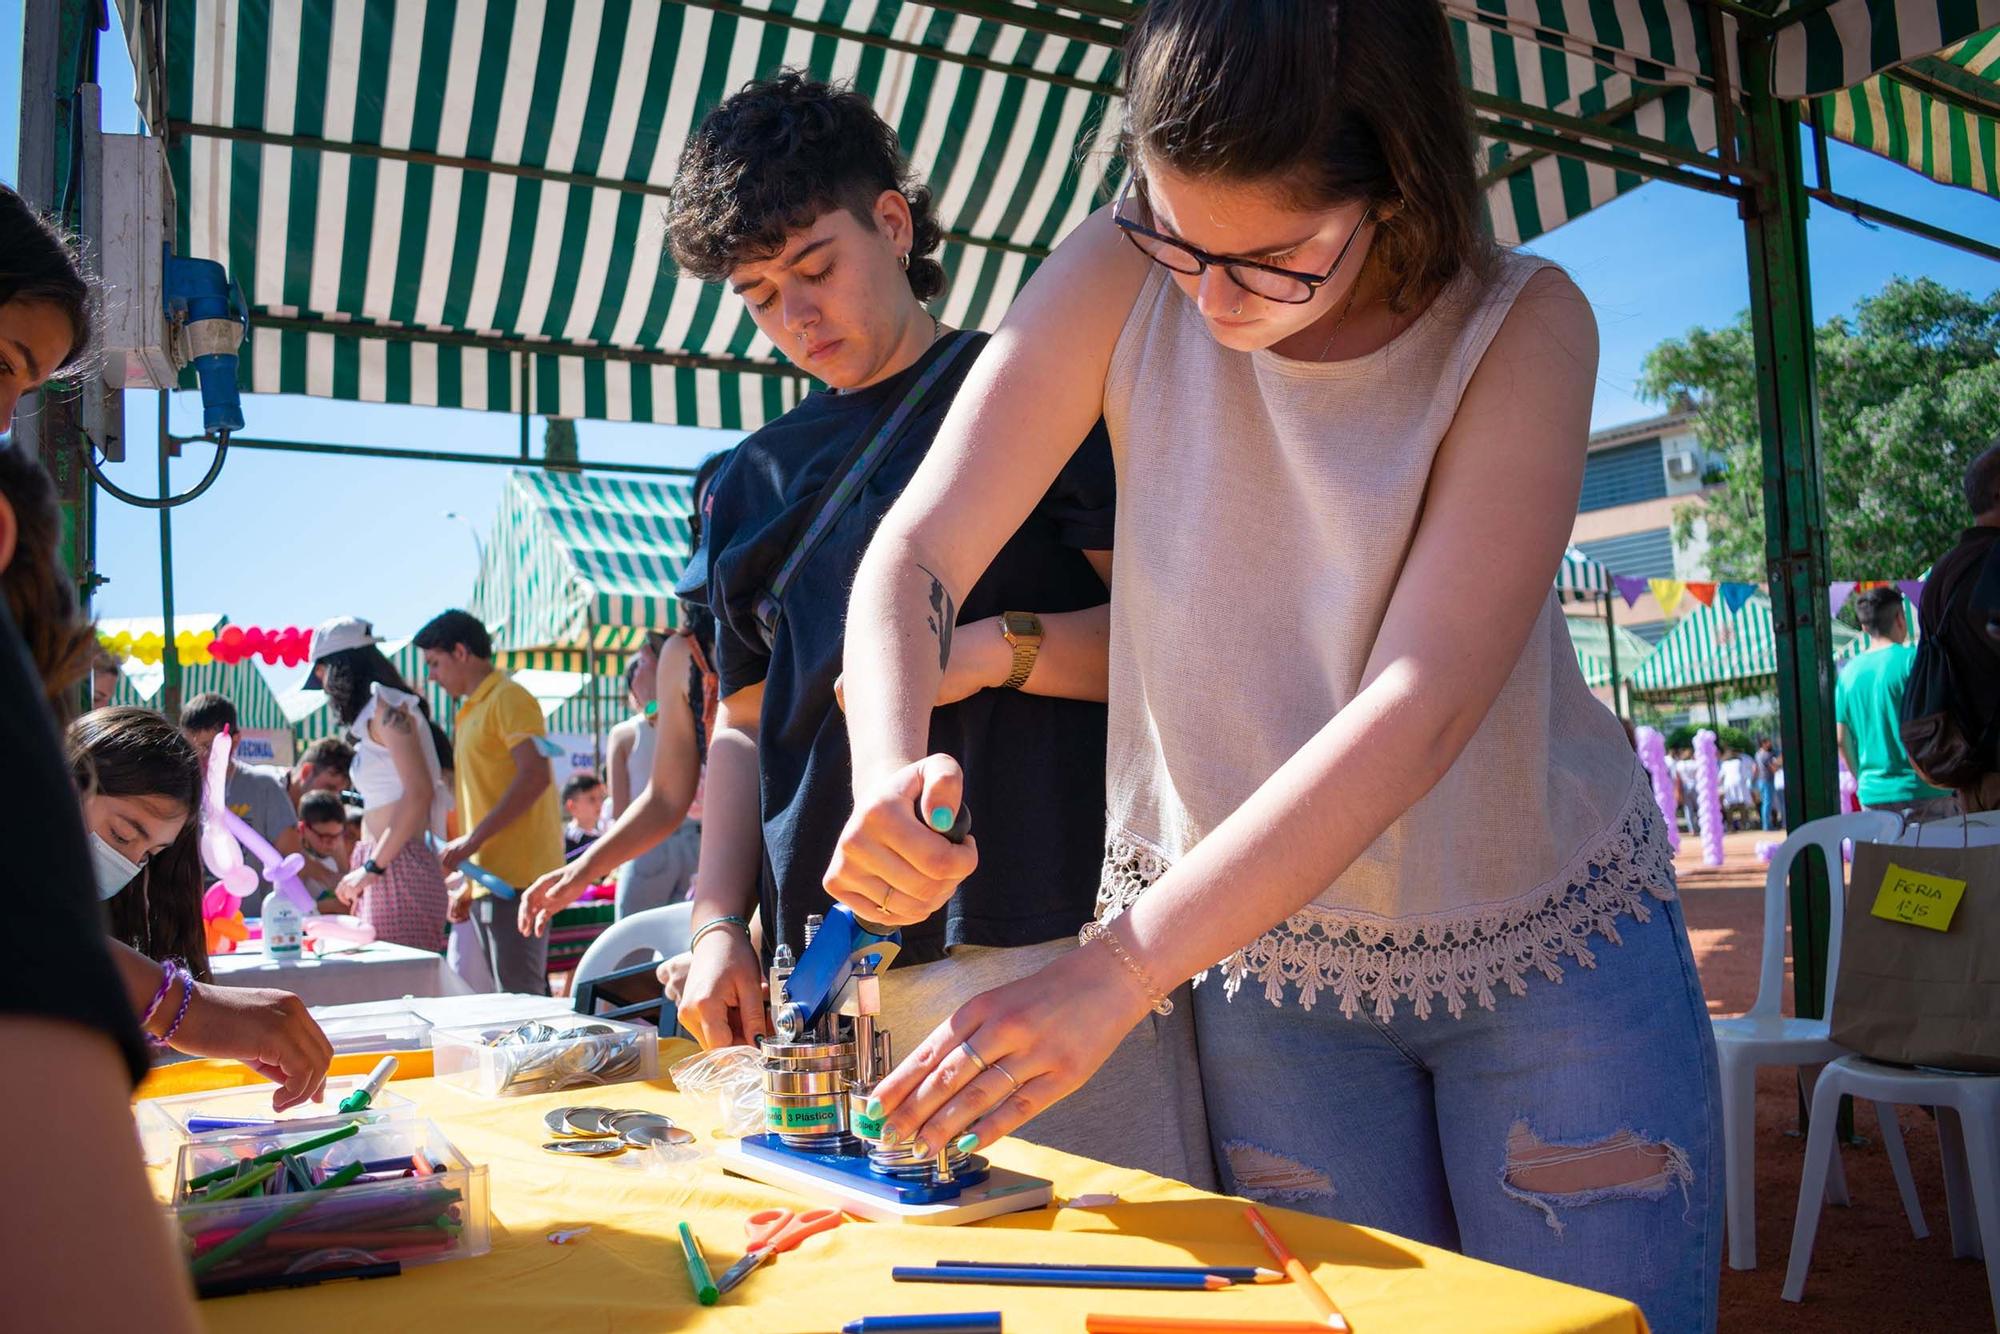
[1193,896,1722,1333]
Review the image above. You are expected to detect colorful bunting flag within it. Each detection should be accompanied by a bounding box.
[1828,581,1859,619]
[1685,582,1718,607]
[1897,579,1924,606]
[1720,582,1757,613]
[1613,575,1649,609]
[1649,579,1687,616]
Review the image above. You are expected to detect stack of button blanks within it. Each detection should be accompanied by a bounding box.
[541,1105,696,1156]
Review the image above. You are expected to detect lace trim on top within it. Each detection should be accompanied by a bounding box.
[1096,773,1677,1021]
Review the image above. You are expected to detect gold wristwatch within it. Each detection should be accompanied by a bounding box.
[999,611,1044,690]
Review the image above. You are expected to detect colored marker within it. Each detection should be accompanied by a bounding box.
[936,1260,1282,1284]
[844,1316,1004,1333]
[679,1222,718,1306]
[196,1259,401,1299]
[1244,1206,1350,1332]
[186,1121,361,1191]
[892,1265,1228,1291]
[340,1056,399,1112]
[1085,1319,1339,1334]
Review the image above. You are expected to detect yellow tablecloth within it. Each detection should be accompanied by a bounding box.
[141,1047,1647,1334]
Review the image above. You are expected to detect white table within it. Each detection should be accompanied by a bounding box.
[209,938,473,1008]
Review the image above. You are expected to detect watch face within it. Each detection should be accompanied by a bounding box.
[1003,611,1041,638]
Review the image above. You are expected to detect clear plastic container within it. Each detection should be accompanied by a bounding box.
[136,1074,420,1167]
[172,1118,489,1290]
[316,1008,434,1054]
[431,1014,659,1097]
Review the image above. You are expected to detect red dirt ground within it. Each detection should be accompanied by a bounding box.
[1682,829,1990,1332]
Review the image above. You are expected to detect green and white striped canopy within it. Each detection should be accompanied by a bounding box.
[1556,545,1612,596]
[1626,593,1863,698]
[1560,612,1656,691]
[470,468,694,670]
[119,0,2000,432]
[114,658,294,731]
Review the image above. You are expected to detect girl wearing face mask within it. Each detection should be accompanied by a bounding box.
[67,707,212,980]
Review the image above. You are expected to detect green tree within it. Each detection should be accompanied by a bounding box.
[544,416,580,472]
[1640,277,2000,582]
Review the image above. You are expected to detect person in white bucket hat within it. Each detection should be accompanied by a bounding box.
[302,617,454,953]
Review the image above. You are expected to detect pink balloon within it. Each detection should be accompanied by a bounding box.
[203,884,234,918]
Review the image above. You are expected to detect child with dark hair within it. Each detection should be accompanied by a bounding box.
[301,617,453,951]
[652,70,1213,1190]
[67,708,211,979]
[843,3,1717,1326]
[181,690,299,911]
[561,770,606,857]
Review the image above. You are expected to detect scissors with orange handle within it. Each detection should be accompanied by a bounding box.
[713,1207,845,1296]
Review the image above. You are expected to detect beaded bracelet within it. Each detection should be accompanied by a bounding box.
[140,957,177,1027]
[149,964,194,1049]
[1078,917,1173,1016]
[688,914,750,953]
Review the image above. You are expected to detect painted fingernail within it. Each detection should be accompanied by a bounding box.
[865,1096,884,1119]
[955,1132,980,1153]
[929,805,955,831]
[880,1125,902,1146]
[911,1140,931,1158]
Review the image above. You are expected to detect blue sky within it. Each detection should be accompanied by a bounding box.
[4,1,1996,639]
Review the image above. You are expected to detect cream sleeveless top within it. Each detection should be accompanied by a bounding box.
[1099,251,1674,1021]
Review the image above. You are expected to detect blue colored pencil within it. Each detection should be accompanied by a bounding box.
[892,1266,1229,1291]
[935,1260,1281,1284]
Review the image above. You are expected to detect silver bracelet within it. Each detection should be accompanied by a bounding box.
[688,914,750,952]
[1078,917,1173,1016]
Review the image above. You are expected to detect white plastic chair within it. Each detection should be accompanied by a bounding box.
[1900,810,2000,846]
[1712,809,1906,1269]
[571,902,694,991]
[1784,1055,2000,1328]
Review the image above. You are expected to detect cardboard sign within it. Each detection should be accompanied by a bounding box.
[1870,862,1968,932]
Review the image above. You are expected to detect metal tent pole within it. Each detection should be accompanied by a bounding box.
[1604,593,1624,720]
[158,392,182,719]
[1738,32,1842,1022]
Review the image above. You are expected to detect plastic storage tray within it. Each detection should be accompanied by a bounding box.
[137,1075,420,1166]
[315,1007,435,1053]
[431,1014,659,1097]
[172,1118,489,1291]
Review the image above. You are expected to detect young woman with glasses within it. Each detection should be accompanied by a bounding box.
[837,3,1720,1328]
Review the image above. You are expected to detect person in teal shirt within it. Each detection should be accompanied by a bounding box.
[1835,586,1957,822]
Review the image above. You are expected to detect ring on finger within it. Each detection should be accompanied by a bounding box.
[991,1060,1021,1095]
[958,1041,990,1076]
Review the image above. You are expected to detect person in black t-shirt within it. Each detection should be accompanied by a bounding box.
[1,187,197,1319]
[659,73,1214,1186]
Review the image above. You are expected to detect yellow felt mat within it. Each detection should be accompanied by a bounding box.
[142,1047,1646,1334]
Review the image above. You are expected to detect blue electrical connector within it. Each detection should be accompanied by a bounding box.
[162,247,247,436]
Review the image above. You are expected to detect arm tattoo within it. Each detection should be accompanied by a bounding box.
[915,562,955,673]
[383,705,414,735]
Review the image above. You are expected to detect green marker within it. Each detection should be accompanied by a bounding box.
[678,1221,718,1305]
[186,1121,361,1192]
[339,1056,399,1113]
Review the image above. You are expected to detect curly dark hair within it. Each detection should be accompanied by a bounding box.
[668,70,946,305]
[0,441,97,718]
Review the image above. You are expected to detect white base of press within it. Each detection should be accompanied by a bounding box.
[716,1138,1055,1225]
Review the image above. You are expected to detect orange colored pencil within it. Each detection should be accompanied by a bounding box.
[1243,1205,1351,1331]
[1086,1318,1339,1334]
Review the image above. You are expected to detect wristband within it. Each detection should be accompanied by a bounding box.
[688,915,750,952]
[1078,917,1173,1016]
[363,858,388,877]
[150,965,195,1048]
[141,957,177,1027]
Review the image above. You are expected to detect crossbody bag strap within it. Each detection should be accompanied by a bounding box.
[752,330,980,650]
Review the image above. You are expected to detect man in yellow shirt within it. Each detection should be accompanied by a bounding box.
[415,610,563,995]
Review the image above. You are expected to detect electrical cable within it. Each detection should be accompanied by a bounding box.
[85,430,230,509]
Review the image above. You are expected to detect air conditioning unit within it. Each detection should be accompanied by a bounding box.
[1665,450,1700,479]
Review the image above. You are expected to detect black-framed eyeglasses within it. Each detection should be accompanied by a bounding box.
[1112,177,1370,305]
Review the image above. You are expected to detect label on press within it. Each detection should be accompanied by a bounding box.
[767,1103,841,1130]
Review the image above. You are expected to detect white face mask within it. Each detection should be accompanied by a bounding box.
[89,832,145,900]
